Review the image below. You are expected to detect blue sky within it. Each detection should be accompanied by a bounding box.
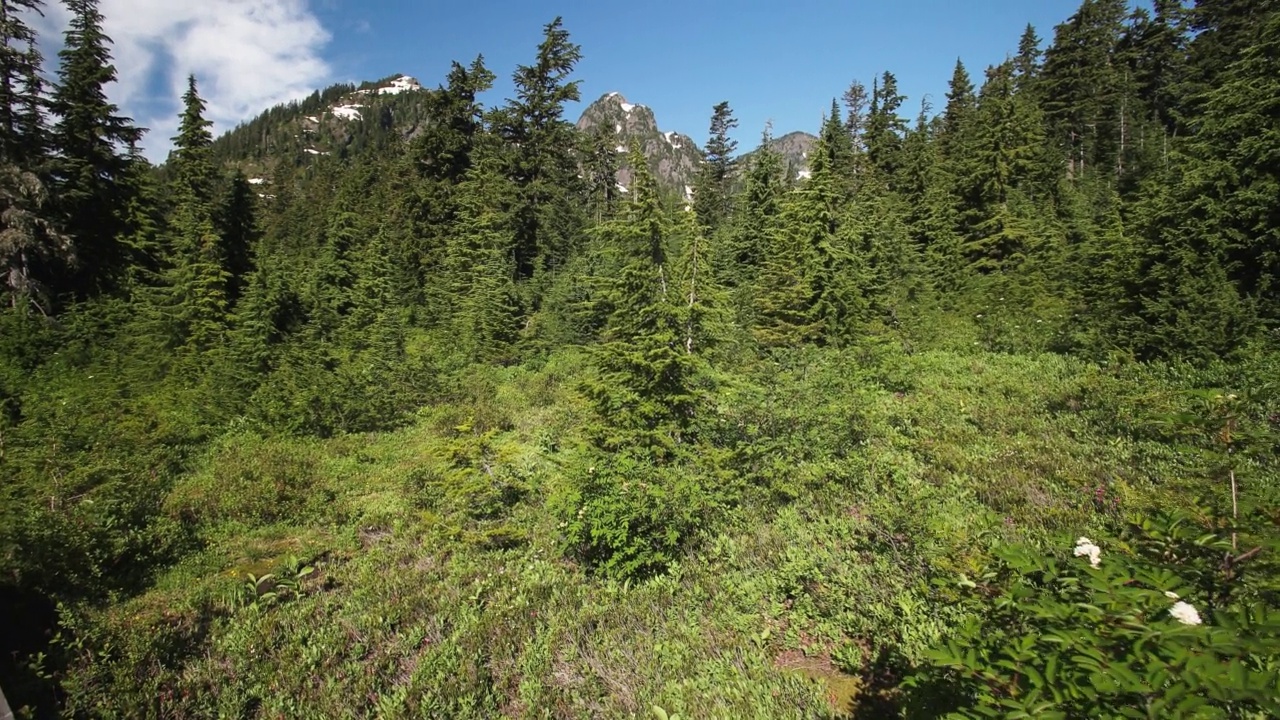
[317,0,1089,144]
[35,0,1104,159]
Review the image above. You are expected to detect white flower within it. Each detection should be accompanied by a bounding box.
[1073,537,1102,568]
[1170,601,1202,626]
[1164,591,1180,600]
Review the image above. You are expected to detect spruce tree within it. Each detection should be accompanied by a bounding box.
[444,151,521,363]
[940,59,976,160]
[162,76,227,350]
[0,0,68,312]
[692,101,738,235]
[842,79,870,150]
[724,125,785,287]
[1170,10,1280,327]
[797,116,865,345]
[584,143,696,457]
[1013,24,1043,94]
[959,62,1045,271]
[1041,0,1130,180]
[502,17,584,287]
[866,71,907,182]
[214,171,258,308]
[50,0,144,297]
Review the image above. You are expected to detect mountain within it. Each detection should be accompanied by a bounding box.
[576,92,702,199]
[767,131,818,180]
[210,74,433,179]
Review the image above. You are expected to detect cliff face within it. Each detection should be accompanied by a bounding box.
[576,92,702,198]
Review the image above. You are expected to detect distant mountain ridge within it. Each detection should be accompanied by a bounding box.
[575,92,702,199]
[207,75,819,198]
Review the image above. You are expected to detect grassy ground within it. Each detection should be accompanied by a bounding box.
[52,343,1220,718]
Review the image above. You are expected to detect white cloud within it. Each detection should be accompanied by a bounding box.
[36,0,332,161]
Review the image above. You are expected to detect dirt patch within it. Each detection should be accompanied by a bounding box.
[775,649,861,716]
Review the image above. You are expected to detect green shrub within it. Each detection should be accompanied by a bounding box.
[164,433,323,526]
[551,451,721,580]
[903,510,1280,718]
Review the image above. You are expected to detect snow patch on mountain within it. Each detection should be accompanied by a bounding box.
[377,75,422,94]
[620,102,635,113]
[796,169,812,180]
[615,145,626,153]
[247,177,267,185]
[616,183,629,193]
[332,105,363,120]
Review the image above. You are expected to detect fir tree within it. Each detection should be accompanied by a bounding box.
[162,76,227,350]
[692,101,738,235]
[1013,24,1043,93]
[584,143,697,457]
[214,171,258,308]
[0,0,67,311]
[866,71,907,182]
[502,17,584,287]
[724,125,785,287]
[50,0,145,297]
[960,62,1045,271]
[940,59,976,160]
[842,79,870,149]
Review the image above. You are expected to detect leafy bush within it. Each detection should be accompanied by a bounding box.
[903,510,1280,718]
[551,451,722,580]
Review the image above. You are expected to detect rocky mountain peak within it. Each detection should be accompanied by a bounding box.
[577,92,702,199]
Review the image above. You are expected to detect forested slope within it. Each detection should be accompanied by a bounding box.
[1,0,1279,717]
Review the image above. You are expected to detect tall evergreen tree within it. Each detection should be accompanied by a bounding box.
[842,79,870,150]
[584,143,697,457]
[0,0,67,311]
[940,59,976,159]
[1172,9,1280,326]
[501,17,584,288]
[692,101,738,235]
[403,55,495,307]
[213,171,258,308]
[725,125,785,287]
[50,0,144,297]
[162,76,226,350]
[1041,0,1130,180]
[866,71,907,181]
[959,62,1045,270]
[1013,24,1043,93]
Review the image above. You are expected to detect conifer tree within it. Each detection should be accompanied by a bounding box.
[724,125,785,287]
[1168,9,1280,326]
[502,17,584,286]
[1013,24,1043,93]
[0,0,68,311]
[162,76,227,350]
[940,59,976,160]
[796,119,865,345]
[842,79,870,150]
[692,101,738,235]
[818,98,857,198]
[50,0,144,297]
[1041,0,1130,179]
[583,123,620,223]
[866,71,907,182]
[214,171,258,308]
[403,55,495,306]
[444,152,521,363]
[584,144,697,457]
[959,62,1045,271]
